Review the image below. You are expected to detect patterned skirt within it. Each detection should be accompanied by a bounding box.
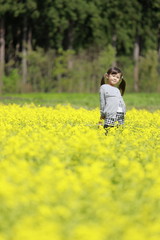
[104,112,124,128]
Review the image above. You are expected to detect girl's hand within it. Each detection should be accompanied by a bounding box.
[97,120,103,128]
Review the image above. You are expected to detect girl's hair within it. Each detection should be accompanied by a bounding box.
[100,67,126,95]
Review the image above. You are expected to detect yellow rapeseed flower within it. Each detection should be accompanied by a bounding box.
[0,104,160,240]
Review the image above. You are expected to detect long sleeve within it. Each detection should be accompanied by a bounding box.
[99,86,106,118]
[121,96,126,114]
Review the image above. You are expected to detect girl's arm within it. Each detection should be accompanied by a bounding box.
[98,86,105,127]
[99,86,105,119]
[121,96,126,114]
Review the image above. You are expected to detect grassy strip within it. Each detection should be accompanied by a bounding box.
[0,92,160,110]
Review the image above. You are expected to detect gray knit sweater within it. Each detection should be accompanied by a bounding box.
[99,84,126,119]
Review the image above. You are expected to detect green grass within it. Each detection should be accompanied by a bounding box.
[0,92,160,111]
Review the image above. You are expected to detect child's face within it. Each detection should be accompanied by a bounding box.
[106,73,121,86]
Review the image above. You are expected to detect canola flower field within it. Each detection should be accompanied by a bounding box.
[0,103,160,240]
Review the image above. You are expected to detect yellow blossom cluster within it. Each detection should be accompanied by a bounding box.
[0,104,160,240]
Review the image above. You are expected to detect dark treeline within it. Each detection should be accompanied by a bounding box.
[0,0,160,93]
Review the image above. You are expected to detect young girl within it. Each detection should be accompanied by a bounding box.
[99,67,126,128]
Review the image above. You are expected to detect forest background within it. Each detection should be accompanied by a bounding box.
[0,0,160,94]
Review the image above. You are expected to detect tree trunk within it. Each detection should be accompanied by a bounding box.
[68,55,74,92]
[0,18,5,94]
[63,21,74,50]
[21,15,28,92]
[133,36,140,92]
[28,27,32,51]
[157,24,160,92]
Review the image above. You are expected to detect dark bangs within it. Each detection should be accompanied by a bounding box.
[110,70,120,75]
[107,67,122,75]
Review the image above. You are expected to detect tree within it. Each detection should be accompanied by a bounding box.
[0,0,13,94]
[0,17,5,93]
[1,0,160,93]
[12,0,38,92]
